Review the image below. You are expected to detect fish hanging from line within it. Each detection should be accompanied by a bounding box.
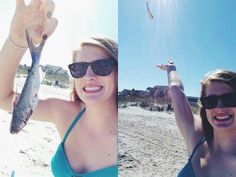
[146,0,154,19]
[10,30,47,134]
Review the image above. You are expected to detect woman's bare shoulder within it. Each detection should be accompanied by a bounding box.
[33,97,83,124]
[49,98,84,137]
[49,98,83,121]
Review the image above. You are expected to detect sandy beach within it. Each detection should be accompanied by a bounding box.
[0,78,70,177]
[118,106,188,177]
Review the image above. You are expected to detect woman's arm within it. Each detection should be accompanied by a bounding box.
[157,60,203,154]
[0,0,58,122]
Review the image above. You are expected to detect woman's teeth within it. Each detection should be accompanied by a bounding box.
[215,115,232,121]
[84,86,102,92]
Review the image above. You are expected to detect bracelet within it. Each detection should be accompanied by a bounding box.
[8,36,27,49]
[167,65,176,72]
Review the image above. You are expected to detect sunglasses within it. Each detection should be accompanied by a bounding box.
[68,58,116,78]
[200,92,236,109]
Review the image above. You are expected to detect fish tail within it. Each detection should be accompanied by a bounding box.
[25,30,48,60]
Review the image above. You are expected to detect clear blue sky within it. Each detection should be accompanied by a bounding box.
[119,0,236,96]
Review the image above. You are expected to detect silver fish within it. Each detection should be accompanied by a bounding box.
[146,1,154,19]
[10,30,47,134]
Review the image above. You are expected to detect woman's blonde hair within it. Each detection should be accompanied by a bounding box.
[70,37,118,102]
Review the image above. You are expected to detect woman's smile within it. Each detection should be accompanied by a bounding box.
[83,85,103,93]
[211,111,234,128]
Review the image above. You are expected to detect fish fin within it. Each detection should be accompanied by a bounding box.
[21,128,29,134]
[25,109,33,123]
[27,67,31,74]
[27,110,33,121]
[12,86,20,107]
[39,66,46,83]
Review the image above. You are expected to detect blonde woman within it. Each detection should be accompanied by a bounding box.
[158,60,236,177]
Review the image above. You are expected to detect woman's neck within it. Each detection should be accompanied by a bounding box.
[84,99,117,134]
[212,130,236,156]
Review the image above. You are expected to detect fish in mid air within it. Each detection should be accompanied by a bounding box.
[146,1,154,19]
[10,30,47,134]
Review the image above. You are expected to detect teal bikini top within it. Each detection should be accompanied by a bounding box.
[178,138,206,177]
[51,109,118,177]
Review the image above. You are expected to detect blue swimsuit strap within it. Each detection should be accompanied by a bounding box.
[62,108,86,144]
[186,137,207,177]
[189,137,207,161]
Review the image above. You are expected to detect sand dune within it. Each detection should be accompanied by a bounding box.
[118,106,188,177]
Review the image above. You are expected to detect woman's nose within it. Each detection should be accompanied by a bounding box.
[215,99,226,109]
[84,66,96,78]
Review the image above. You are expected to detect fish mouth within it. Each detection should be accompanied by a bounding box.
[10,110,32,134]
[10,121,27,134]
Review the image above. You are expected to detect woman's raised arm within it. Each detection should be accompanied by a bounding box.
[0,0,57,120]
[157,60,203,154]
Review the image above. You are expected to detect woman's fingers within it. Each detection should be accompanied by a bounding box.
[45,0,55,18]
[16,0,25,7]
[156,64,168,70]
[29,0,41,10]
[34,0,54,25]
[28,0,57,43]
[11,0,57,45]
[43,17,58,37]
[157,59,175,71]
[38,0,57,37]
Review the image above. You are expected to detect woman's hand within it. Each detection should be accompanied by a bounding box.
[156,59,175,71]
[9,0,58,48]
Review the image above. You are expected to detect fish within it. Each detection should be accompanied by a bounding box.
[10,30,47,134]
[146,1,154,19]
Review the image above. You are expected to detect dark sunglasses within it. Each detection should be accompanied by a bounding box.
[68,58,117,78]
[200,92,236,109]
